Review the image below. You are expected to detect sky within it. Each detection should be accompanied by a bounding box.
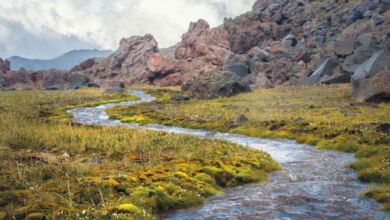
[0,0,256,59]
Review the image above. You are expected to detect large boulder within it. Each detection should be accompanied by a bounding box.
[68,74,91,90]
[304,59,341,85]
[182,70,250,99]
[351,49,390,102]
[334,35,356,56]
[43,70,70,90]
[223,53,250,78]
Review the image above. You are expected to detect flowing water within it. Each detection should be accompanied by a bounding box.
[68,90,389,220]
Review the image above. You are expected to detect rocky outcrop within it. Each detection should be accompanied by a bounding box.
[70,59,96,72]
[92,34,159,82]
[351,49,390,102]
[182,70,250,99]
[71,34,184,86]
[0,59,10,74]
[4,0,388,100]
[304,59,347,85]
[174,19,230,75]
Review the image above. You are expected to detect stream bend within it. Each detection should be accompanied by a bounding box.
[68,90,389,220]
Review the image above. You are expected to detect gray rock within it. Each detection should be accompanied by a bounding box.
[68,74,91,90]
[268,3,282,13]
[282,34,298,47]
[363,10,373,18]
[334,35,356,56]
[354,46,377,64]
[342,54,360,73]
[223,53,250,77]
[379,2,390,14]
[304,58,339,85]
[371,15,385,28]
[320,68,352,84]
[356,33,374,48]
[182,70,251,99]
[351,49,390,102]
[347,8,364,25]
[226,62,250,77]
[315,19,331,45]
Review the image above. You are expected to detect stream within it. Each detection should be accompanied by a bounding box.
[68,90,389,220]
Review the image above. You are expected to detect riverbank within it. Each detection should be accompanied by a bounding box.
[108,84,390,210]
[0,88,279,219]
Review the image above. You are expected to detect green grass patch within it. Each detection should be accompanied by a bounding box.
[0,88,279,219]
[108,84,390,210]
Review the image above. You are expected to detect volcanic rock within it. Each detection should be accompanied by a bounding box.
[182,70,250,99]
[304,59,340,85]
[0,59,10,74]
[68,74,91,90]
[351,49,390,102]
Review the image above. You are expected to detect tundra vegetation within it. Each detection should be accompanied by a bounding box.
[108,84,390,210]
[0,88,279,219]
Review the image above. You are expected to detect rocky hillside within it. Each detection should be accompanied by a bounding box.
[68,0,389,101]
[8,49,112,71]
[1,0,389,102]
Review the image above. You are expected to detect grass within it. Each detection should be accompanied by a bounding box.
[0,88,279,219]
[108,84,390,210]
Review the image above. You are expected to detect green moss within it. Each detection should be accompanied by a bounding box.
[117,203,142,214]
[106,84,390,210]
[0,88,279,219]
[364,185,390,211]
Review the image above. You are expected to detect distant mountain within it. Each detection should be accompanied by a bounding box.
[8,49,113,71]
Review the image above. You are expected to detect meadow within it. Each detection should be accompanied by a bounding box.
[108,84,390,210]
[0,89,279,219]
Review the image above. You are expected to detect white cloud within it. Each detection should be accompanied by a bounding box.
[0,0,255,59]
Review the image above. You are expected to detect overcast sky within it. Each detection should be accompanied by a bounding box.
[0,0,255,59]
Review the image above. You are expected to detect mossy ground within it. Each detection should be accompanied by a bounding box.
[108,84,390,210]
[0,88,279,219]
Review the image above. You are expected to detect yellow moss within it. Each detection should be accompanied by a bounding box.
[117,203,142,214]
[107,84,390,209]
[122,114,151,124]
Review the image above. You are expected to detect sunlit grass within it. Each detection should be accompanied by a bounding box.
[0,88,279,219]
[110,84,390,210]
